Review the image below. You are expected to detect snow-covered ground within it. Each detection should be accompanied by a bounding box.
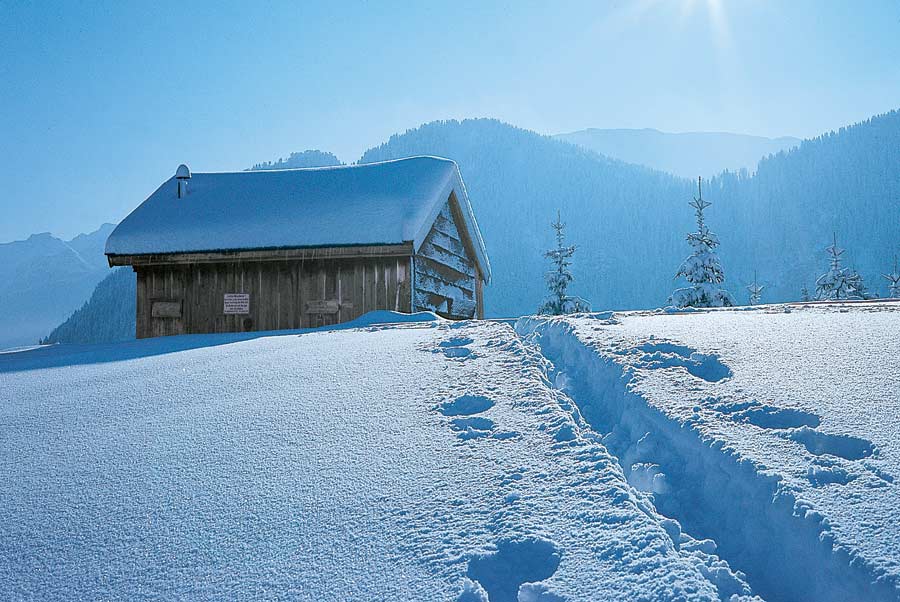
[518,302,900,602]
[0,314,758,601]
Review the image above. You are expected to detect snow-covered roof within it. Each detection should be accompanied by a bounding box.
[106,156,490,281]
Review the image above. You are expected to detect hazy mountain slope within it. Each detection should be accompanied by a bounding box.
[0,224,115,348]
[41,268,136,345]
[361,119,693,316]
[555,128,800,179]
[361,114,899,315]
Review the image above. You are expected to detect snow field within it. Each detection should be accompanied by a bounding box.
[518,303,900,602]
[0,316,757,601]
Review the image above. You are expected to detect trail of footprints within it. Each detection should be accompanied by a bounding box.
[626,337,884,487]
[433,333,562,600]
[434,336,517,442]
[709,389,880,488]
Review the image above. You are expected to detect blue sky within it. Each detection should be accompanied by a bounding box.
[1,0,898,242]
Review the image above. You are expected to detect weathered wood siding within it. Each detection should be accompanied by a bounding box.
[136,256,411,338]
[412,196,482,319]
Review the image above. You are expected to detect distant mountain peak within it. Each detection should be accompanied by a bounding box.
[554,128,801,178]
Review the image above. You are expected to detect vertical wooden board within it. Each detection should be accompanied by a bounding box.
[256,263,267,331]
[288,261,300,328]
[191,264,201,334]
[255,262,267,331]
[357,261,367,320]
[186,265,195,334]
[273,261,281,329]
[368,263,378,313]
[174,268,184,335]
[374,261,385,310]
[135,270,147,338]
[280,262,293,329]
[398,258,411,313]
[323,263,335,327]
[299,261,312,328]
[386,260,398,312]
[335,263,344,324]
[359,263,368,315]
[296,261,306,328]
[181,266,192,333]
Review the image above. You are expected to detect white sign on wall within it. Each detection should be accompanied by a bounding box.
[224,293,250,315]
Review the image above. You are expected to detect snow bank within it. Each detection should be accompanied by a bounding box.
[517,302,900,602]
[0,318,756,600]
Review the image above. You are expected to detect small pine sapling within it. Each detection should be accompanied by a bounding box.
[537,210,591,315]
[747,271,764,305]
[668,177,734,308]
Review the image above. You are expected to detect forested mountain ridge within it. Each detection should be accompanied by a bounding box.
[706,109,900,302]
[249,150,343,171]
[361,113,899,315]
[41,268,136,345]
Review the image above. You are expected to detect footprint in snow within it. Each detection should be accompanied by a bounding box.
[438,336,476,359]
[439,394,494,416]
[635,341,732,383]
[715,401,822,430]
[784,426,875,461]
[465,537,562,602]
[438,395,518,441]
[807,458,855,487]
[451,416,496,440]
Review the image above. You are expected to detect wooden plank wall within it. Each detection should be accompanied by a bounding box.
[412,200,479,319]
[135,256,411,338]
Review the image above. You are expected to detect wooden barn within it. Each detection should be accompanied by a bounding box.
[105,157,491,339]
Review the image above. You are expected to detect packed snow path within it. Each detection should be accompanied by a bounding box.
[518,303,900,602]
[0,315,757,601]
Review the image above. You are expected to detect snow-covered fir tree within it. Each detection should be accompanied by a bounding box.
[537,210,591,315]
[815,234,870,300]
[668,177,734,308]
[747,271,764,305]
[800,285,811,302]
[882,256,900,298]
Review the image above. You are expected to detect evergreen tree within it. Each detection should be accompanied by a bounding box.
[537,210,591,315]
[747,271,764,305]
[800,285,811,302]
[883,256,900,298]
[815,234,870,300]
[668,177,734,308]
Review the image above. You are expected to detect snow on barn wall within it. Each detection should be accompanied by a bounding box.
[105,157,490,338]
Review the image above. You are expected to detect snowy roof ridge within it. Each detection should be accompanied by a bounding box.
[105,156,490,281]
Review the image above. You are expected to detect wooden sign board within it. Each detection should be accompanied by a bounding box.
[306,299,340,314]
[151,300,182,318]
[224,293,250,315]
